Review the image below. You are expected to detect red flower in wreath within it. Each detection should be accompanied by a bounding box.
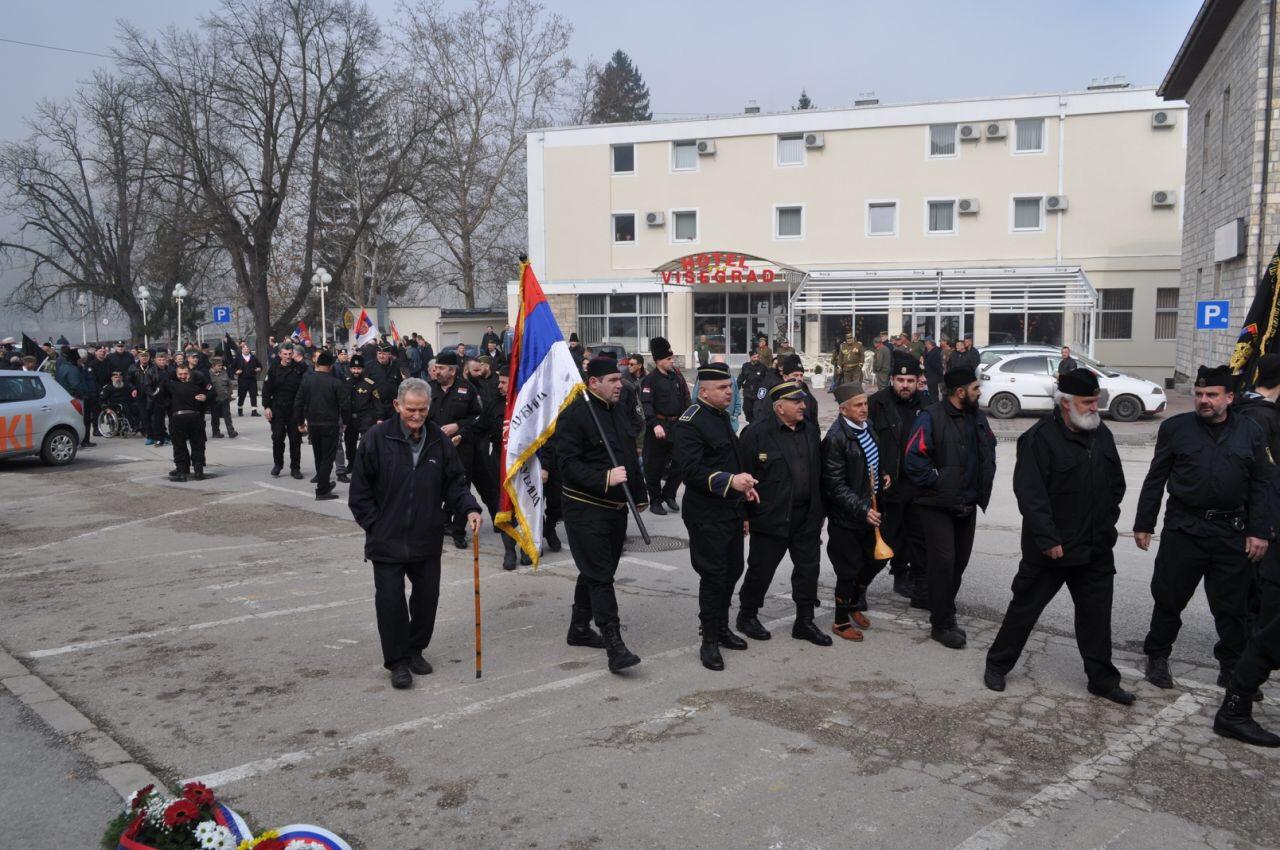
[181,781,216,807]
[253,839,287,850]
[163,798,200,827]
[130,784,155,810]
[123,814,145,839]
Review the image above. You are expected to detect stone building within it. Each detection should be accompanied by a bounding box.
[1162,0,1280,379]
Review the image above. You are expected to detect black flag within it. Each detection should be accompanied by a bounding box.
[21,334,41,360]
[1231,240,1280,390]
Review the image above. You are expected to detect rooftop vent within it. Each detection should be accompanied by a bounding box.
[854,91,879,107]
[744,100,760,114]
[1087,75,1131,91]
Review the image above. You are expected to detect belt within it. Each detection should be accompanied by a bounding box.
[1203,508,1247,530]
[174,409,199,416]
[655,413,677,421]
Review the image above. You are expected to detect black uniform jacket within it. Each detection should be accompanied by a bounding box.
[429,379,483,439]
[1233,393,1280,464]
[1135,410,1272,539]
[672,399,747,521]
[867,386,926,503]
[641,368,690,429]
[293,370,351,428]
[738,413,823,536]
[1014,409,1125,568]
[821,417,879,531]
[556,390,647,513]
[262,360,307,414]
[751,371,819,425]
[348,416,481,564]
[347,375,381,428]
[161,376,209,415]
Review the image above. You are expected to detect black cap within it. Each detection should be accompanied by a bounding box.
[377,342,393,352]
[1255,354,1280,388]
[498,365,510,378]
[944,367,977,389]
[778,354,803,374]
[1057,367,1099,396]
[349,354,364,367]
[892,356,923,377]
[586,356,619,378]
[833,382,866,403]
[769,380,806,401]
[649,336,673,360]
[436,351,460,367]
[696,362,731,381]
[1195,364,1233,389]
[569,332,579,343]
[316,350,335,367]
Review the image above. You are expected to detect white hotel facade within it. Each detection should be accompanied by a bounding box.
[522,86,1188,382]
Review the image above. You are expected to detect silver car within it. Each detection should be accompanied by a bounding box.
[0,370,84,465]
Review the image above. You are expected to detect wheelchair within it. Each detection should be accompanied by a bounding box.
[98,402,138,438]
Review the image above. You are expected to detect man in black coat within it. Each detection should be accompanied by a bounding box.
[867,359,928,605]
[903,367,998,649]
[672,362,760,671]
[984,369,1133,705]
[429,350,484,549]
[106,340,135,376]
[556,357,648,672]
[1134,364,1271,691]
[751,353,818,426]
[348,377,482,689]
[294,350,351,500]
[737,351,768,423]
[342,355,381,484]
[262,342,308,478]
[736,380,831,646]
[640,336,690,515]
[923,339,944,402]
[232,340,263,416]
[161,363,212,482]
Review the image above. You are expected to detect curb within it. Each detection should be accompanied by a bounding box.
[0,645,162,800]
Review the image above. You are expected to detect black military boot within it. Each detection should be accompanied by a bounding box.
[792,604,833,646]
[718,619,748,650]
[1145,656,1174,689]
[1218,669,1264,703]
[892,570,911,598]
[193,465,205,481]
[544,524,562,553]
[700,632,725,672]
[649,502,668,516]
[501,535,517,571]
[601,623,640,672]
[735,610,771,641]
[1214,689,1280,747]
[566,606,605,648]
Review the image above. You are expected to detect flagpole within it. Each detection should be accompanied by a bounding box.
[581,392,651,546]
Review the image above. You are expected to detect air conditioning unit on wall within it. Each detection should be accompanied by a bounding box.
[696,139,716,155]
[985,122,1008,139]
[1152,190,1177,207]
[645,211,665,227]
[1152,110,1176,128]
[958,198,980,214]
[958,123,981,141]
[804,132,825,149]
[1045,194,1069,212]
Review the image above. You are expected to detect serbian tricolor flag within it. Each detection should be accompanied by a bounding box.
[389,320,401,346]
[495,261,584,565]
[291,321,312,346]
[353,308,379,349]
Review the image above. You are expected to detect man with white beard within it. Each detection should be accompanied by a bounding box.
[983,368,1134,704]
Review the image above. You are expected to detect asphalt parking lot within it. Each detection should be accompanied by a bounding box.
[0,402,1275,849]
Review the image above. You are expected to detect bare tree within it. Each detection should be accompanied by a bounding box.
[402,0,572,308]
[559,56,601,126]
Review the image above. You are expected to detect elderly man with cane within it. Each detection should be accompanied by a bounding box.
[349,377,482,690]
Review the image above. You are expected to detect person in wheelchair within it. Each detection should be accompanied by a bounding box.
[99,370,141,435]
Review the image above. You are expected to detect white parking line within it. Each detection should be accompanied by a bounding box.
[952,693,1202,850]
[254,481,313,498]
[621,555,678,572]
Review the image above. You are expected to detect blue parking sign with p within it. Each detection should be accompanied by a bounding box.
[212,306,232,324]
[1196,300,1229,330]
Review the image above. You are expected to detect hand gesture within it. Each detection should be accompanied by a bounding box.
[865,508,882,527]
[1134,532,1151,551]
[467,512,483,535]
[730,472,757,493]
[1043,545,1064,560]
[1246,536,1269,562]
[607,466,628,487]
[653,424,666,440]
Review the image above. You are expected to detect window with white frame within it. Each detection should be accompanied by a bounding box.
[775,205,803,239]
[927,200,955,233]
[1012,196,1043,231]
[672,140,697,171]
[777,133,805,166]
[1015,118,1045,153]
[672,210,698,242]
[867,202,897,236]
[612,144,635,174]
[929,124,957,157]
[1155,287,1179,340]
[1097,288,1134,340]
[577,293,666,352]
[612,213,636,244]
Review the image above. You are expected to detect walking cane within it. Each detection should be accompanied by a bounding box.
[472,532,483,679]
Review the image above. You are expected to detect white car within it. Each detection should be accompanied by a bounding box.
[978,351,1166,422]
[0,370,83,464]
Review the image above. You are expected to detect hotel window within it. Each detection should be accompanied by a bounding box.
[672,140,698,171]
[1097,288,1134,340]
[1012,196,1043,231]
[867,202,897,236]
[927,200,955,233]
[612,144,635,174]
[775,205,803,239]
[1155,288,1179,340]
[1015,118,1044,153]
[672,209,698,242]
[612,213,636,244]
[929,124,957,157]
[777,133,805,166]
[576,293,666,353]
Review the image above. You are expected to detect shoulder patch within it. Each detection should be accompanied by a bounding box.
[756,387,767,399]
[457,386,468,394]
[679,404,699,422]
[363,377,374,384]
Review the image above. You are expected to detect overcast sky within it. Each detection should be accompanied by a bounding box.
[1,0,1203,337]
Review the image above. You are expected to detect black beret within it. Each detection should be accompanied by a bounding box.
[377,342,393,352]
[1057,367,1099,396]
[1195,364,1233,389]
[769,380,806,401]
[778,354,803,374]
[586,356,619,378]
[349,354,364,367]
[498,365,510,378]
[943,367,977,389]
[833,382,866,403]
[569,332,579,343]
[1255,354,1280,388]
[316,350,335,367]
[649,336,673,360]
[697,362,732,381]
[436,351,460,367]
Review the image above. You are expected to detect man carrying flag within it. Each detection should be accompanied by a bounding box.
[291,321,313,348]
[1230,241,1280,388]
[353,308,379,350]
[389,320,402,347]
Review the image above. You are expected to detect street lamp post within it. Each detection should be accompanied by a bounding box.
[311,267,333,348]
[76,294,88,346]
[136,287,150,350]
[173,283,189,353]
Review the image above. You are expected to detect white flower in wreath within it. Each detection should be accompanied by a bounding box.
[194,820,237,850]
[145,795,176,829]
[284,841,329,850]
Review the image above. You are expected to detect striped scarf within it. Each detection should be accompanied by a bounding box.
[847,419,880,491]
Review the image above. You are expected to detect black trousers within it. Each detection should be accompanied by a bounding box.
[473,449,501,520]
[643,430,680,503]
[371,558,441,669]
[147,398,168,441]
[544,466,563,528]
[237,376,258,409]
[882,496,924,579]
[565,503,628,628]
[309,425,339,491]
[986,558,1121,691]
[170,412,206,472]
[449,439,479,537]
[345,421,371,473]
[84,396,98,439]
[1143,527,1253,674]
[740,509,822,612]
[827,521,875,602]
[209,400,233,435]
[685,514,745,632]
[1233,575,1280,695]
[270,410,303,470]
[918,505,977,629]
